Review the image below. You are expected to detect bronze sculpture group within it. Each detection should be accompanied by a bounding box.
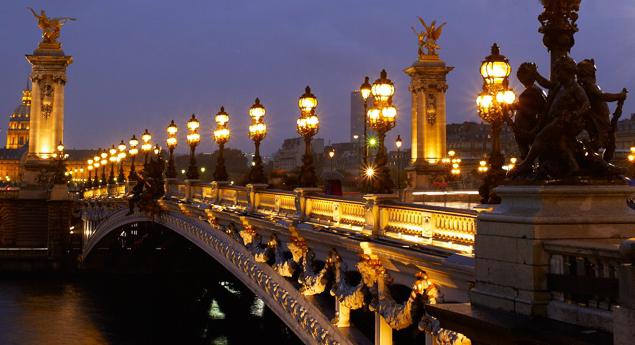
[507,56,627,181]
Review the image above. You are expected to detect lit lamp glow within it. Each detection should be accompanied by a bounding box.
[213,106,231,181]
[476,43,515,204]
[296,86,320,187]
[186,114,201,180]
[166,120,178,178]
[117,140,127,183]
[366,69,397,194]
[108,145,117,185]
[141,129,153,169]
[99,150,108,186]
[128,135,139,180]
[247,98,267,184]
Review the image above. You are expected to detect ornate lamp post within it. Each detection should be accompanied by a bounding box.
[128,135,139,180]
[166,120,178,178]
[247,98,267,184]
[367,69,397,194]
[476,43,515,204]
[141,129,152,169]
[117,140,127,183]
[108,145,117,185]
[297,86,320,187]
[92,154,101,186]
[86,159,93,187]
[53,141,68,184]
[213,106,231,181]
[186,114,201,180]
[395,135,403,189]
[538,0,581,75]
[99,150,108,186]
[360,76,372,166]
[328,149,335,172]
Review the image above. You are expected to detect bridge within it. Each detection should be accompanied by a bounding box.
[81,180,477,345]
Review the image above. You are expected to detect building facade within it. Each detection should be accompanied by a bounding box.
[6,87,31,150]
[272,137,325,171]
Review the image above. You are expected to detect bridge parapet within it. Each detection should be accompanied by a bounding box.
[84,181,477,254]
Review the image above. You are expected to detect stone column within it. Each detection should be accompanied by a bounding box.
[23,43,72,185]
[334,301,350,328]
[374,277,393,345]
[363,193,399,237]
[471,185,635,316]
[403,55,453,191]
[293,187,321,221]
[184,179,200,202]
[246,183,268,213]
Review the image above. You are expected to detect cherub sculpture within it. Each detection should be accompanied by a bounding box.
[575,59,627,162]
[411,17,446,58]
[28,7,76,45]
[507,63,547,160]
[512,56,590,178]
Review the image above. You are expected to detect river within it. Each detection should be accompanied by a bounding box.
[0,275,302,345]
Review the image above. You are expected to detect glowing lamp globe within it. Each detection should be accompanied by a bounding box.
[371,69,395,103]
[298,86,318,114]
[480,43,511,87]
[249,98,266,120]
[360,76,372,101]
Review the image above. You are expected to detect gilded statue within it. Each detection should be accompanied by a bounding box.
[27,7,76,45]
[411,17,446,58]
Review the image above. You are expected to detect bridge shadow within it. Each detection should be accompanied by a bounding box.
[81,221,302,345]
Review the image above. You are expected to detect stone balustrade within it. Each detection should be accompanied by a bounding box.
[82,180,477,254]
[544,239,627,332]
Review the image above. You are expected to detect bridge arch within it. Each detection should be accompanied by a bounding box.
[82,207,353,345]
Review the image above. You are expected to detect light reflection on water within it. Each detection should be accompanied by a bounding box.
[0,277,302,345]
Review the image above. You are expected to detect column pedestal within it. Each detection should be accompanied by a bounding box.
[471,185,635,316]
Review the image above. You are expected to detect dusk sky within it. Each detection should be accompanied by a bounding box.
[1,1,634,156]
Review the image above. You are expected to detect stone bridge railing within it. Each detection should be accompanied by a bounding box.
[84,180,477,255]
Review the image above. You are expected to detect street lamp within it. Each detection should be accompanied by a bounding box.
[478,160,489,173]
[328,149,335,172]
[108,145,117,185]
[213,106,231,181]
[141,129,152,169]
[166,120,178,178]
[360,76,372,166]
[128,135,139,181]
[247,98,267,184]
[296,86,320,187]
[367,69,397,194]
[186,114,201,180]
[100,149,108,186]
[117,140,127,183]
[395,135,403,189]
[87,159,93,187]
[476,43,515,204]
[53,141,68,184]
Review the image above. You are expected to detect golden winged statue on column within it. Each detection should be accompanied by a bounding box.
[28,7,76,45]
[411,17,446,58]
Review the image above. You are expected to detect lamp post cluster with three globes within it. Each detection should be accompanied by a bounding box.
[213,106,231,182]
[297,86,320,187]
[476,43,516,204]
[366,69,398,194]
[247,98,268,184]
[165,120,178,178]
[185,114,201,180]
